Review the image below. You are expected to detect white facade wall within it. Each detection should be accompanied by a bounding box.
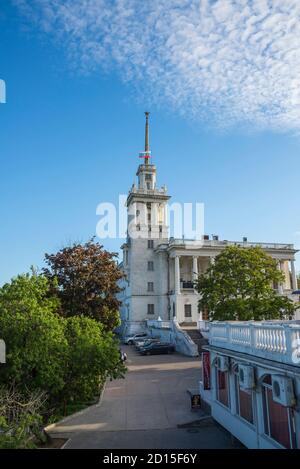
[207,351,300,448]
[199,322,300,449]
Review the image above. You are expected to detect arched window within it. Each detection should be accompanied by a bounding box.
[261,374,296,448]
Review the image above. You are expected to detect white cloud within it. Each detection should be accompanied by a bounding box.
[13,0,300,132]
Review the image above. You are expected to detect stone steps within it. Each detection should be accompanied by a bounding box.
[182,328,208,353]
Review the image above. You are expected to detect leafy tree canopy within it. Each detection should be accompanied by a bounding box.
[0,274,66,395]
[0,273,126,409]
[196,246,296,321]
[43,238,124,331]
[62,316,125,404]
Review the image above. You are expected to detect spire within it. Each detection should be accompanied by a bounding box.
[139,112,152,165]
[145,111,150,153]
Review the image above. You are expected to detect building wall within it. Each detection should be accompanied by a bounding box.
[200,349,300,449]
[171,292,199,323]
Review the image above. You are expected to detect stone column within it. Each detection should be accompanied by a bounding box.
[193,256,198,280]
[175,256,181,295]
[193,256,198,292]
[291,260,298,291]
[277,261,284,295]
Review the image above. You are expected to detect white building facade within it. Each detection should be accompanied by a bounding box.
[200,321,300,449]
[118,114,299,336]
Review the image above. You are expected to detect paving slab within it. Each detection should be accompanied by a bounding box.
[48,347,234,449]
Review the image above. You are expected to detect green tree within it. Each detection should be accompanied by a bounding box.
[0,273,126,419]
[0,274,67,396]
[43,239,124,331]
[61,316,126,405]
[196,246,296,321]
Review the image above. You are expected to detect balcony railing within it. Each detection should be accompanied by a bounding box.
[169,238,294,250]
[208,321,300,366]
[146,319,171,329]
[181,280,194,289]
[129,186,167,195]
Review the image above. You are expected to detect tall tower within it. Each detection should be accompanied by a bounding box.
[120,113,171,334]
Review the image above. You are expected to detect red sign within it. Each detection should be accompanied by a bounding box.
[202,351,211,390]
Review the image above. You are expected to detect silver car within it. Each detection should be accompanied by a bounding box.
[123,333,148,345]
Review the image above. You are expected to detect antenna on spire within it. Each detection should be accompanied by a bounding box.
[139,111,152,164]
[145,111,150,153]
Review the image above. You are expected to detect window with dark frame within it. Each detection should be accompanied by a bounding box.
[234,367,254,425]
[147,304,154,315]
[148,240,154,249]
[261,375,297,449]
[147,282,154,292]
[148,261,154,271]
[216,368,230,408]
[184,304,192,317]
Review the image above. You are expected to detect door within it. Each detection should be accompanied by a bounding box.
[184,304,192,322]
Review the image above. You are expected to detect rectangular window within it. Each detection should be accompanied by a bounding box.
[148,261,154,271]
[148,282,154,292]
[148,240,154,249]
[147,203,151,209]
[235,375,254,424]
[148,213,151,222]
[147,304,154,315]
[145,174,152,181]
[184,304,192,317]
[216,369,229,408]
[262,386,296,448]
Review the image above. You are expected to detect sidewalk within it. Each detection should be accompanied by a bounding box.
[47,347,233,448]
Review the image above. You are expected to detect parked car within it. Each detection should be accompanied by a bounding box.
[123,333,148,345]
[134,338,160,350]
[139,342,175,355]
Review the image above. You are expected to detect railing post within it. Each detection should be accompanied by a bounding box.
[226,323,230,344]
[250,323,255,353]
[285,325,292,364]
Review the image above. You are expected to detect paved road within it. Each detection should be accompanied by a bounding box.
[49,347,233,449]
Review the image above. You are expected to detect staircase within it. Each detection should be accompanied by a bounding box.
[181,327,208,354]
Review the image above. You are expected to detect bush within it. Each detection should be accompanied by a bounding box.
[60,316,126,406]
[0,387,47,449]
[0,274,67,397]
[0,273,126,421]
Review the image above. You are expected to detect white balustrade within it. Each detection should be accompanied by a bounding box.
[209,321,300,366]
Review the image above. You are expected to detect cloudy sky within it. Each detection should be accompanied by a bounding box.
[13,0,300,132]
[0,0,299,283]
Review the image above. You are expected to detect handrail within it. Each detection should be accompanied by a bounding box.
[208,321,300,366]
[169,239,294,250]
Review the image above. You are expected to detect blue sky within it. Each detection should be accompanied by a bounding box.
[0,0,300,286]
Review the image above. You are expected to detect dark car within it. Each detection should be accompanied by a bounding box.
[139,342,175,355]
[134,338,160,350]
